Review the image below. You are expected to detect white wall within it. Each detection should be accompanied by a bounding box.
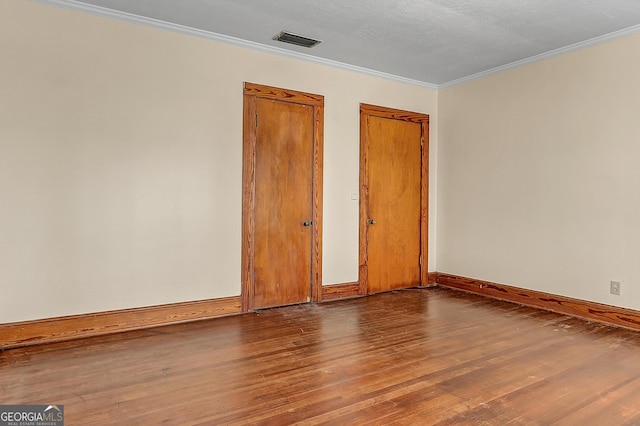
[438,32,640,309]
[0,0,437,323]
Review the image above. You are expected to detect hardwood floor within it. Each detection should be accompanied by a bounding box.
[2,287,640,425]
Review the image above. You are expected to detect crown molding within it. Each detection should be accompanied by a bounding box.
[440,24,640,88]
[28,0,640,90]
[31,0,439,90]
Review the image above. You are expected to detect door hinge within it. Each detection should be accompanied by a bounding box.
[420,255,423,266]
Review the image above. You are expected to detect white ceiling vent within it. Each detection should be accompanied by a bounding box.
[273,31,321,48]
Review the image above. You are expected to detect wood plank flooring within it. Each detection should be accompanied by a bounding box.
[2,287,640,425]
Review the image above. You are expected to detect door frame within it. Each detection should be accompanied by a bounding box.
[359,103,429,295]
[242,82,324,312]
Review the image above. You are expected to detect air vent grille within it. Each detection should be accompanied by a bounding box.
[273,31,321,48]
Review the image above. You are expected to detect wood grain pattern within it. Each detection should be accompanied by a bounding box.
[359,104,430,295]
[321,282,361,301]
[3,288,640,424]
[358,107,370,296]
[360,103,431,123]
[241,87,257,312]
[0,296,241,349]
[436,272,640,331]
[311,102,324,303]
[367,115,421,293]
[419,115,429,287]
[427,271,437,286]
[244,82,324,105]
[254,98,313,308]
[242,82,324,310]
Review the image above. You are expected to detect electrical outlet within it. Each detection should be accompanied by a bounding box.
[610,281,621,296]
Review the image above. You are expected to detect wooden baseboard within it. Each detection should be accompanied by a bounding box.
[0,296,242,349]
[426,271,437,287]
[14,273,624,349]
[322,274,438,301]
[436,273,640,331]
[322,282,361,301]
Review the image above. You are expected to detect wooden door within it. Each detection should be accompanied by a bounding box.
[254,98,312,308]
[242,83,324,311]
[360,104,429,294]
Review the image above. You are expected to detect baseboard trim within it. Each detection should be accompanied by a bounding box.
[0,296,242,349]
[13,273,627,349]
[426,271,437,287]
[436,273,640,331]
[322,282,361,301]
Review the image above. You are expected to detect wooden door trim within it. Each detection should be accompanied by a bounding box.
[359,103,429,295]
[242,82,324,311]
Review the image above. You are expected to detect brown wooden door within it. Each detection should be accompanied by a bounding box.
[360,104,429,294]
[253,98,313,309]
[242,83,324,312]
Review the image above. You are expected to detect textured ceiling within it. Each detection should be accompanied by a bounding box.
[56,0,640,86]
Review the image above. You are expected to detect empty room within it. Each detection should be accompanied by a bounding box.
[2,0,640,424]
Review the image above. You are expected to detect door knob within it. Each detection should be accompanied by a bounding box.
[303,221,313,226]
[368,219,376,225]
